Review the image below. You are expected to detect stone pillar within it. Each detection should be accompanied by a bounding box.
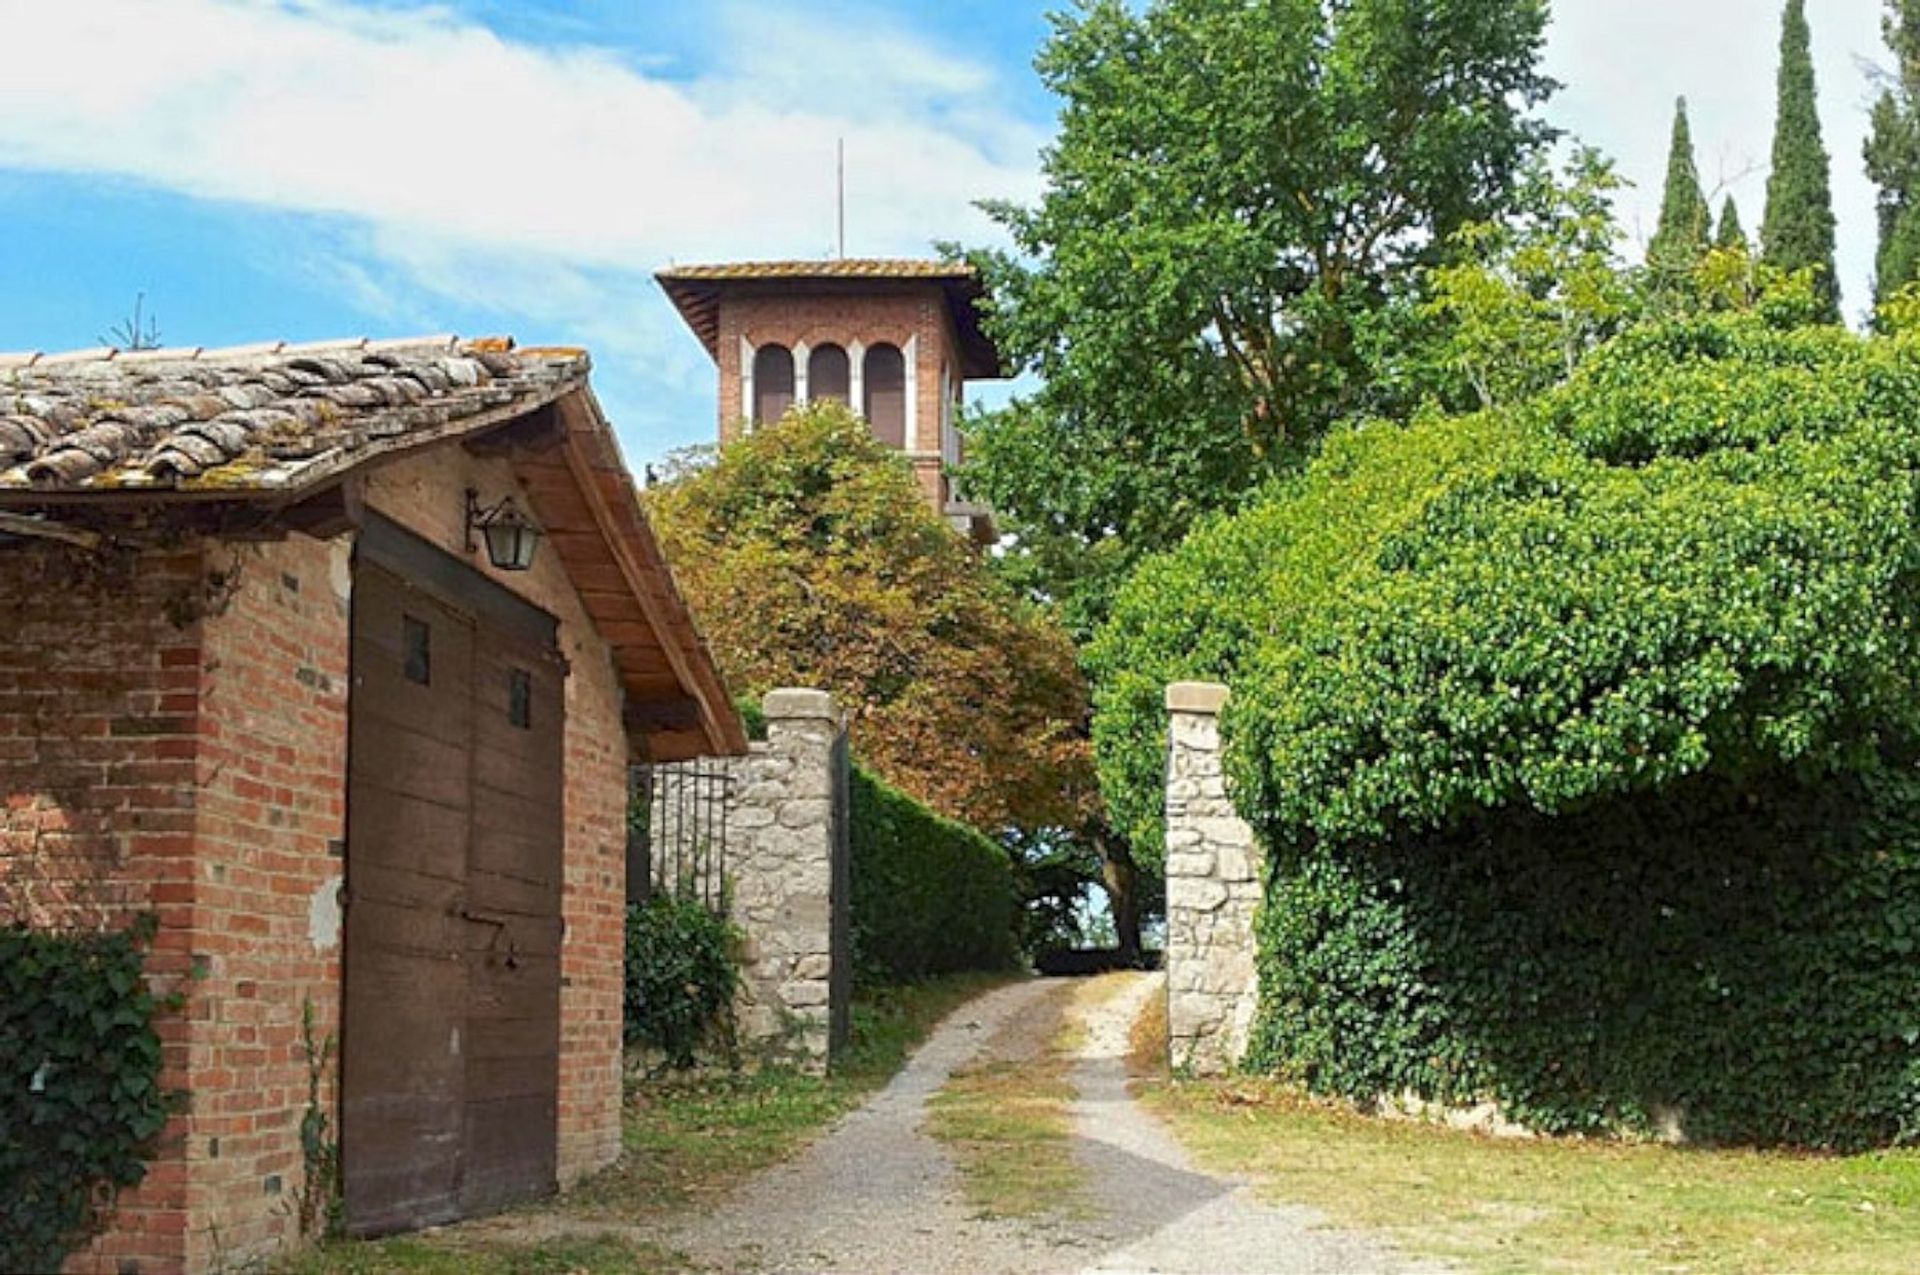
[728,688,843,1072]
[1164,682,1262,1075]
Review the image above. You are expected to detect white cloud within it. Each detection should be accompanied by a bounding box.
[0,0,1046,449]
[0,0,1042,262]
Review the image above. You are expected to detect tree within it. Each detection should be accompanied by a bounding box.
[646,404,1093,836]
[1716,197,1749,251]
[1647,98,1712,284]
[959,0,1556,639]
[1866,0,1920,305]
[1761,0,1840,321]
[644,405,1133,950]
[1421,150,1639,410]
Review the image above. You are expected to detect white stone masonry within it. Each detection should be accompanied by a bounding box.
[725,688,844,1072]
[1163,682,1262,1075]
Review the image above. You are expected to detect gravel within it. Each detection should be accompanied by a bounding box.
[667,974,1445,1275]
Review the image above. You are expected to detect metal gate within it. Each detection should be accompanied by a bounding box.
[627,759,733,910]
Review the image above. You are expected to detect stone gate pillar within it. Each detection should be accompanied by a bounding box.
[729,688,843,1072]
[1164,682,1261,1075]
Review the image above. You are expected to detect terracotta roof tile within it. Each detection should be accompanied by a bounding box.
[0,336,587,495]
[655,258,976,283]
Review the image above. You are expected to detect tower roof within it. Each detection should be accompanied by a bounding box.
[655,259,1006,379]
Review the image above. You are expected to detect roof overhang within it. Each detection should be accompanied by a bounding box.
[0,376,748,763]
[656,260,1006,380]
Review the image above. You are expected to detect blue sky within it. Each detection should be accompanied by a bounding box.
[0,1,1891,469]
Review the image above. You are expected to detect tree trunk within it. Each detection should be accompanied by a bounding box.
[1095,827,1144,966]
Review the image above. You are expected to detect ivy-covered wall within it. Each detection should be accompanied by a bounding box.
[1100,314,1920,1146]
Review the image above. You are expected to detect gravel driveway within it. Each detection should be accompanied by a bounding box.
[666,973,1440,1275]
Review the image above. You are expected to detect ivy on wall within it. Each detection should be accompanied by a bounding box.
[1095,312,1920,1146]
[0,916,174,1272]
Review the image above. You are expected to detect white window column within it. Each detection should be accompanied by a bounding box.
[903,334,920,450]
[794,341,811,405]
[849,340,866,418]
[739,336,756,432]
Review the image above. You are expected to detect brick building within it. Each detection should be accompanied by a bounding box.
[0,337,745,1273]
[656,259,1008,542]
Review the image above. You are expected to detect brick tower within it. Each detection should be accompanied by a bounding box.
[656,259,1005,542]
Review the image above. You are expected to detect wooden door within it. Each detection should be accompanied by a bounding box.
[458,631,564,1214]
[342,519,564,1236]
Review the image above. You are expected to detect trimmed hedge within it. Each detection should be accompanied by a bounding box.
[1,918,173,1272]
[1093,313,1920,1146]
[850,765,1021,983]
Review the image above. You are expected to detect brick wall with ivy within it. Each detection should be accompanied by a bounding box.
[0,540,205,1274]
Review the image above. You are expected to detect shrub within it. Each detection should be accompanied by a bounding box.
[1094,312,1920,1145]
[851,765,1021,983]
[0,917,173,1273]
[623,894,740,1070]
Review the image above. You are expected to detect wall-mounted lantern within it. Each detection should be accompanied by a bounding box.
[465,487,542,572]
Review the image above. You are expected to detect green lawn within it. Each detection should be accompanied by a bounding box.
[285,972,1012,1273]
[1143,1078,1920,1275]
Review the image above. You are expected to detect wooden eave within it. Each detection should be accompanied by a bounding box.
[508,387,747,762]
[657,271,1006,381]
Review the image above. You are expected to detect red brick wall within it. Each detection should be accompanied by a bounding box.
[2,467,632,1273]
[714,285,969,511]
[1,535,352,1275]
[181,534,352,1268]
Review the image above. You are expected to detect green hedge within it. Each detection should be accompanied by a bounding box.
[1,918,173,1272]
[1094,313,1920,1146]
[850,765,1020,982]
[623,894,740,1069]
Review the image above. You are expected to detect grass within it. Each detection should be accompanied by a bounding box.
[1130,1004,1920,1274]
[924,975,1133,1221]
[276,1232,683,1275]
[284,972,1011,1273]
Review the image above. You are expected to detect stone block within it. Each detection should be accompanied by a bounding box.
[1166,681,1230,714]
[764,688,837,721]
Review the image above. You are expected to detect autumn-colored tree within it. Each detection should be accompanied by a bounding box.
[645,403,1096,840]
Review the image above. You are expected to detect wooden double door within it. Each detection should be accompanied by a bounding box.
[341,516,567,1236]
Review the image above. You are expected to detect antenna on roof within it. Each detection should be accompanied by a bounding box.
[837,137,846,260]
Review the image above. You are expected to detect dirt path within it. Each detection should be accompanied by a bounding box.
[667,974,1439,1275]
[1068,974,1441,1275]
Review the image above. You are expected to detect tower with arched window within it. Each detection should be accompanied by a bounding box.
[656,259,1006,542]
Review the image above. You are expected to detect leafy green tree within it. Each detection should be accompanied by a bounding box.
[1647,98,1712,285]
[959,0,1556,638]
[1866,0,1920,305]
[645,404,1094,839]
[1715,196,1749,251]
[644,405,1139,952]
[1761,0,1840,321]
[1420,150,1639,410]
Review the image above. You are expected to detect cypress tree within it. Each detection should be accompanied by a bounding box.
[1716,197,1749,251]
[1761,0,1841,320]
[1866,0,1920,302]
[1648,97,1712,278]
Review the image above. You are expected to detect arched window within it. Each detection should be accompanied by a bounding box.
[808,344,850,405]
[863,343,906,448]
[752,344,794,427]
